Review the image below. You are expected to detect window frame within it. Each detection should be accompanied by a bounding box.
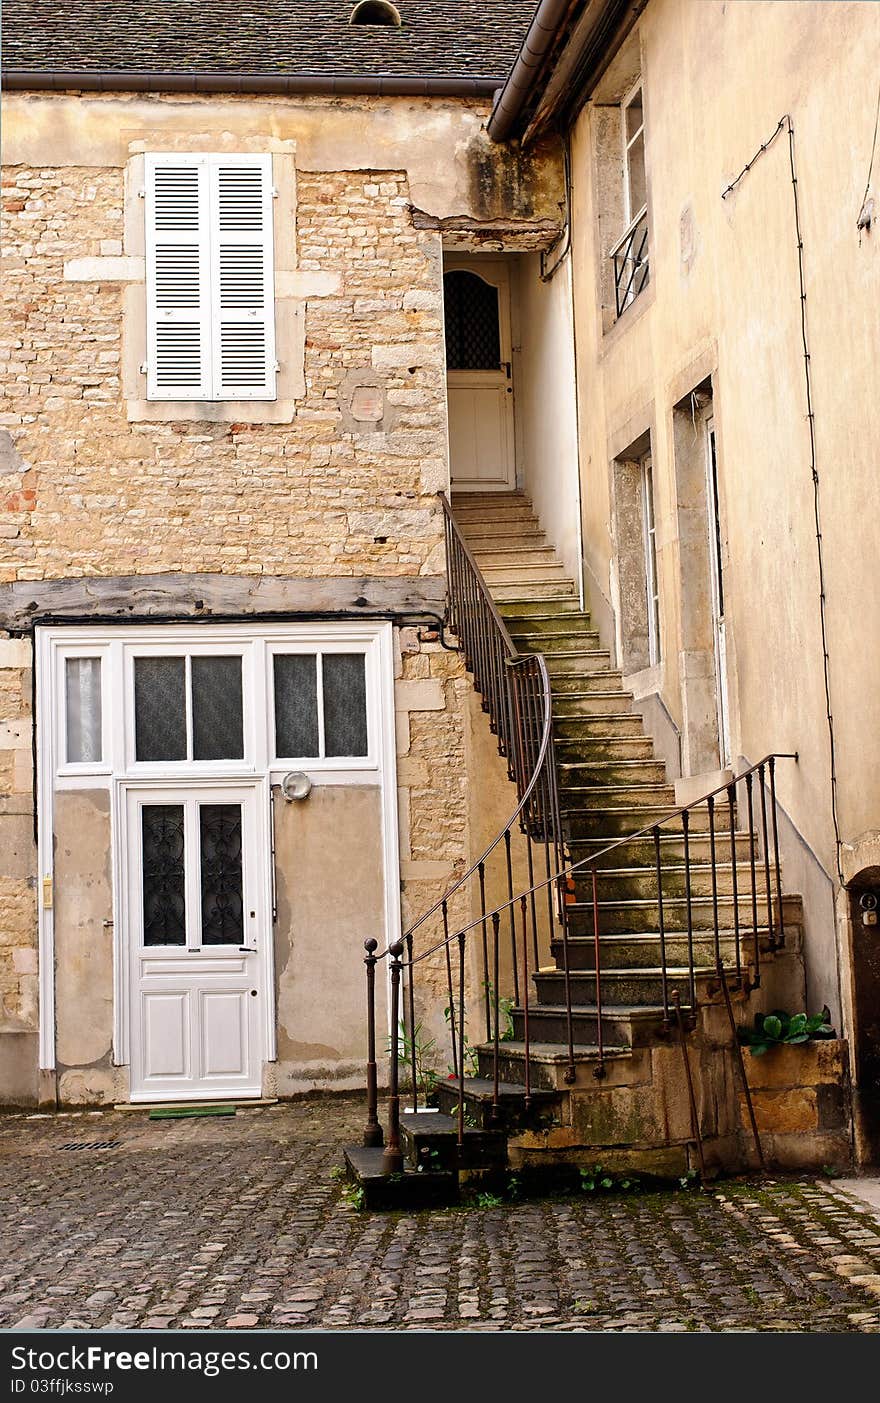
[144,152,277,405]
[266,639,378,771]
[622,79,647,230]
[640,451,662,667]
[55,644,113,779]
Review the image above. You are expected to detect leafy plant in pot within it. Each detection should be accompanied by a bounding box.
[738,1006,835,1056]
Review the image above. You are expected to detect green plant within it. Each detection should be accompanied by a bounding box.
[443,997,480,1078]
[484,981,515,1043]
[473,1190,504,1208]
[388,1017,440,1098]
[579,1164,642,1194]
[678,1169,698,1189]
[341,1182,366,1211]
[738,1006,835,1056]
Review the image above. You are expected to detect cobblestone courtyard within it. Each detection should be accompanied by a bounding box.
[1,1097,880,1333]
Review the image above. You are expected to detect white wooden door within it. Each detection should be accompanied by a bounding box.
[444,260,515,492]
[126,784,265,1102]
[705,419,731,768]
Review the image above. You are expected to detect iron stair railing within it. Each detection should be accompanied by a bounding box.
[361,494,798,1172]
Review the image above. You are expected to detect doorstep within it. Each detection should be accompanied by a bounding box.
[114,1098,279,1112]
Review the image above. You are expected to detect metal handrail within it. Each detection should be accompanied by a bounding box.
[361,492,572,1160]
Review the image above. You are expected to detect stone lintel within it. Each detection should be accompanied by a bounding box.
[0,573,447,633]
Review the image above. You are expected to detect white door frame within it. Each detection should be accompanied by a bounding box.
[120,776,273,1100]
[705,416,731,768]
[445,256,516,492]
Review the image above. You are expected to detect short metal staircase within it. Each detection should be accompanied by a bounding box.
[344,491,797,1207]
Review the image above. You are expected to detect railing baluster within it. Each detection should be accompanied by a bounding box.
[592,865,605,1078]
[768,756,785,948]
[491,910,502,1128]
[653,826,670,1027]
[728,784,741,986]
[758,764,774,953]
[478,860,491,1041]
[457,932,466,1149]
[745,772,761,986]
[442,899,458,1083]
[520,894,532,1109]
[708,795,721,970]
[405,931,417,1113]
[382,941,405,1175]
[505,829,520,1005]
[682,810,696,1012]
[363,938,383,1149]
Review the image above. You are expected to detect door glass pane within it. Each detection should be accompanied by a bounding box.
[273,654,319,757]
[135,657,187,761]
[142,804,186,946]
[323,653,368,757]
[65,657,102,763]
[443,271,501,370]
[200,804,244,946]
[191,656,244,761]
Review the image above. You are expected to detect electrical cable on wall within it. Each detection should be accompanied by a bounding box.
[857,75,880,240]
[722,115,845,890]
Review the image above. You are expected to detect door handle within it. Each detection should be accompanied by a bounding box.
[501,361,511,379]
[239,947,257,954]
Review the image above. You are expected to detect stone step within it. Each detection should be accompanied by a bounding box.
[562,804,735,839]
[549,929,773,970]
[558,778,677,805]
[551,690,635,714]
[567,832,759,874]
[460,523,545,543]
[565,891,774,936]
[553,713,643,738]
[579,860,770,902]
[479,563,571,586]
[499,597,586,617]
[453,502,538,525]
[510,1003,665,1048]
[554,734,655,760]
[514,630,605,653]
[554,757,668,785]
[435,1077,558,1132]
[472,546,562,570]
[342,1144,458,1210]
[476,1041,632,1092]
[533,965,714,1008]
[545,652,613,677]
[505,611,595,635]
[492,581,577,602]
[551,671,626,695]
[399,1111,507,1172]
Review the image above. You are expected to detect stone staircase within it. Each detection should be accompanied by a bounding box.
[344,491,805,1206]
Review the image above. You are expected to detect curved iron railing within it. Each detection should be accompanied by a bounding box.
[361,493,573,1169]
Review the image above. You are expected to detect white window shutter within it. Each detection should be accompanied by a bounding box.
[210,156,277,401]
[144,155,212,401]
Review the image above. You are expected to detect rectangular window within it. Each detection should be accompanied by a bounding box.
[134,655,244,763]
[611,80,650,317]
[142,804,187,946]
[144,153,276,403]
[65,657,103,764]
[273,652,368,760]
[641,453,661,666]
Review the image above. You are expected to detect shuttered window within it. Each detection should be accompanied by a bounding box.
[145,154,276,402]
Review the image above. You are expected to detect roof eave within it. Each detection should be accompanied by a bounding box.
[1,69,504,99]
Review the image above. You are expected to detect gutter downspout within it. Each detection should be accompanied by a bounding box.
[487,0,576,143]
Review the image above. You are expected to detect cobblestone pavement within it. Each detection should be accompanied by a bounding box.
[1,1097,879,1332]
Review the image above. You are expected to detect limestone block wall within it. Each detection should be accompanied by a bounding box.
[0,635,36,1105]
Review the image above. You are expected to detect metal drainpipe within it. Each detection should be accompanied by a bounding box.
[487,0,576,144]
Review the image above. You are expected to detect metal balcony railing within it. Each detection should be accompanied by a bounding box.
[612,205,650,317]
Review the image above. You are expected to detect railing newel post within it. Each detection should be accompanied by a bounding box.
[363,938,384,1149]
[768,756,785,948]
[381,940,405,1175]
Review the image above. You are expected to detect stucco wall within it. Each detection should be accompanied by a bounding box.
[512,252,582,589]
[568,0,880,1015]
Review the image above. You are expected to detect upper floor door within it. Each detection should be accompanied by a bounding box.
[444,259,515,492]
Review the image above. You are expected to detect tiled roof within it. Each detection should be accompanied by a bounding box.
[2,1,540,81]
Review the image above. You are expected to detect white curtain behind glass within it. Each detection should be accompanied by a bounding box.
[65,657,102,763]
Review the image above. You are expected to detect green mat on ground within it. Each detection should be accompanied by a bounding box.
[149,1105,237,1120]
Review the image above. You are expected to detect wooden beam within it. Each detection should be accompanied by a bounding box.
[0,573,447,633]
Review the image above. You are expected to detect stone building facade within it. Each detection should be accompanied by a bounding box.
[0,0,560,1107]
